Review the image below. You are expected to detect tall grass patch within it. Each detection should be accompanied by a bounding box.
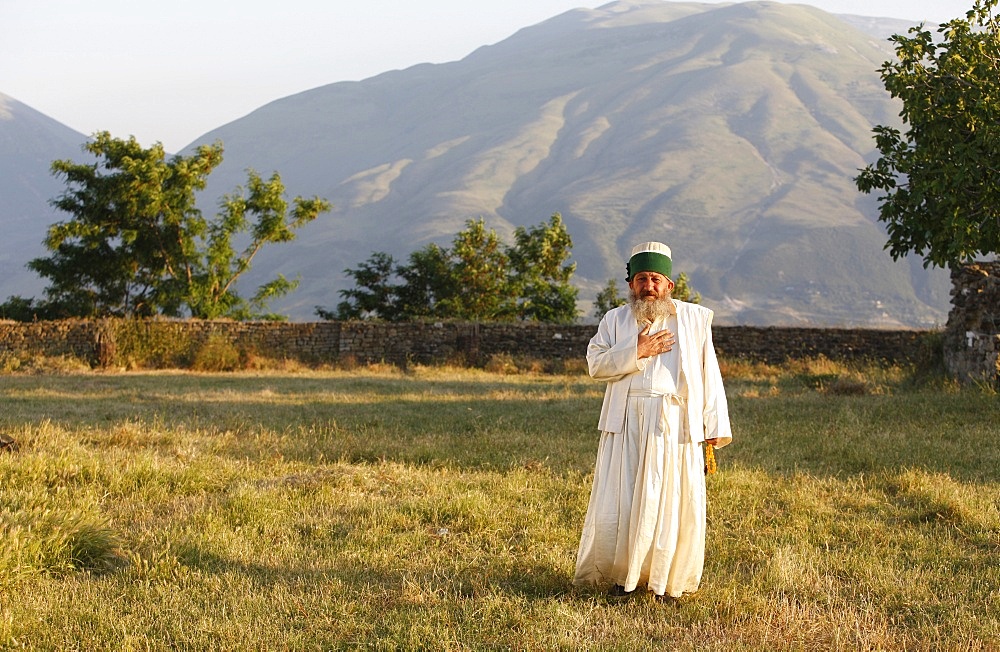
[0,364,997,649]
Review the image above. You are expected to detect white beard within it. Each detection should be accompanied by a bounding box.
[628,288,673,324]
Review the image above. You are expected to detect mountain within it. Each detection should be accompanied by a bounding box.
[183,0,948,327]
[0,1,952,326]
[835,14,922,41]
[0,93,87,303]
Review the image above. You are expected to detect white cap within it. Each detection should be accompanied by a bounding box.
[630,241,672,258]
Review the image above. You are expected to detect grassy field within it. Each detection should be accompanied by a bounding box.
[0,359,998,650]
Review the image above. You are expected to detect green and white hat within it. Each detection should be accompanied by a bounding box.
[626,241,672,282]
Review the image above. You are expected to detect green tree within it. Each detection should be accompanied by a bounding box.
[329,251,398,320]
[191,170,330,319]
[438,218,515,320]
[329,241,457,322]
[508,213,578,323]
[28,133,224,317]
[328,215,581,323]
[593,278,625,319]
[18,133,329,320]
[673,272,702,304]
[855,0,1000,268]
[393,243,453,319]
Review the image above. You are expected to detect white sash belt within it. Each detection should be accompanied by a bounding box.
[626,389,689,441]
[627,388,686,405]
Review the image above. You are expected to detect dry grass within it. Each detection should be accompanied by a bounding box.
[0,361,997,649]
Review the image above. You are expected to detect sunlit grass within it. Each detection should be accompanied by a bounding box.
[0,361,997,649]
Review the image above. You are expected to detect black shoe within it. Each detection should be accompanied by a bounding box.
[608,584,634,598]
[654,593,679,605]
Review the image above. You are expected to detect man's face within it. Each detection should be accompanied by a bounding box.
[629,271,675,301]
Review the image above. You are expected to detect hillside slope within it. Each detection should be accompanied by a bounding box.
[187,0,947,326]
[1,2,950,326]
[0,93,88,303]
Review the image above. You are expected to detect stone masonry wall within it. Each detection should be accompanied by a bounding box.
[0,320,101,360]
[0,318,934,369]
[944,262,1000,384]
[712,326,929,366]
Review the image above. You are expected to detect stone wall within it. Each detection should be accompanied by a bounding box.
[0,320,101,360]
[944,262,1000,384]
[338,321,598,366]
[712,326,930,366]
[0,318,935,370]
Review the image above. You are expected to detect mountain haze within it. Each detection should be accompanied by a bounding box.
[1,1,951,326]
[0,93,87,303]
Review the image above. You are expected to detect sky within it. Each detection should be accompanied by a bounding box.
[0,0,983,152]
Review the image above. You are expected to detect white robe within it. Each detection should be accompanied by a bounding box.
[574,300,732,597]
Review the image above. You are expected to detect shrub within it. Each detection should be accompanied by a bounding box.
[0,351,21,373]
[484,353,518,375]
[190,334,243,372]
[111,321,196,369]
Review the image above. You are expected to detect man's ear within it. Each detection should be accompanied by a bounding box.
[667,279,676,293]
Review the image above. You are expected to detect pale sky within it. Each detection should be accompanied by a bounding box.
[0,0,981,152]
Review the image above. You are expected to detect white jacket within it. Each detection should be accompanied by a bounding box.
[587,301,732,447]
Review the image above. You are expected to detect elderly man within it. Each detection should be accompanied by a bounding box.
[574,241,732,601]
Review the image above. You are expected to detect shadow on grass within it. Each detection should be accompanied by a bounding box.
[170,543,574,601]
[4,373,998,482]
[1,375,603,473]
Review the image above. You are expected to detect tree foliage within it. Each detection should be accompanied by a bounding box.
[855,0,1000,268]
[191,170,330,319]
[508,215,578,322]
[593,278,626,319]
[394,244,453,320]
[327,214,579,323]
[331,251,397,321]
[438,218,513,320]
[9,133,330,320]
[673,272,702,305]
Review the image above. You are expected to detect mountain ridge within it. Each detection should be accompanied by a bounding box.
[0,93,88,302]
